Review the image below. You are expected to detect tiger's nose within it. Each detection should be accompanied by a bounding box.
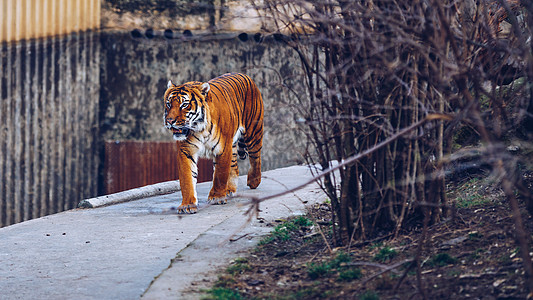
[166,117,175,124]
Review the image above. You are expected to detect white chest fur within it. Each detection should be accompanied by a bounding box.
[191,124,222,159]
[189,125,244,159]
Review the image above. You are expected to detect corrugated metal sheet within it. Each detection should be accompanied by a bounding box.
[0,31,101,228]
[104,141,214,194]
[0,0,101,42]
[0,0,101,228]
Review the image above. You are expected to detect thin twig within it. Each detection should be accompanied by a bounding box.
[314,221,333,254]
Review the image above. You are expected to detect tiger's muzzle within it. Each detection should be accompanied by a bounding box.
[172,126,190,136]
[168,125,190,141]
[165,118,191,140]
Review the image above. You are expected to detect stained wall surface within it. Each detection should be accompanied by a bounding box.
[100,31,307,172]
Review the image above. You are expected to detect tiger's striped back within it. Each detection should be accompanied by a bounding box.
[207,73,264,164]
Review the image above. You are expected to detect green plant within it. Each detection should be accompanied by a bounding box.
[287,286,330,299]
[272,224,294,241]
[226,258,250,275]
[293,215,314,227]
[258,216,313,245]
[258,235,275,246]
[359,290,379,300]
[373,246,397,263]
[428,253,457,267]
[331,251,351,267]
[338,268,362,281]
[453,178,491,208]
[456,194,489,208]
[213,274,236,288]
[307,261,330,279]
[203,287,242,300]
[307,251,353,279]
[258,224,291,245]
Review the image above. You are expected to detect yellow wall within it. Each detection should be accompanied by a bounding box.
[0,0,100,42]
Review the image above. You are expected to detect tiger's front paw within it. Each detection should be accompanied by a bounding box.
[208,189,233,205]
[207,196,227,205]
[176,204,198,214]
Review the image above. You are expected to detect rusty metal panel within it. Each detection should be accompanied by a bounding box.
[104,141,214,194]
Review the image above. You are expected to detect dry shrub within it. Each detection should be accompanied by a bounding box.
[253,0,533,292]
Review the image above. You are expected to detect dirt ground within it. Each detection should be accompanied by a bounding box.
[202,172,533,299]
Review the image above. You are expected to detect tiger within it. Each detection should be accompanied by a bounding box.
[163,73,264,214]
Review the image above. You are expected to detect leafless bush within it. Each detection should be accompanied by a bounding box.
[252,0,533,292]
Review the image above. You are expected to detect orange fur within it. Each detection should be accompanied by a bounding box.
[163,73,264,214]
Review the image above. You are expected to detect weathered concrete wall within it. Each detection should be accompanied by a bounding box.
[102,0,262,33]
[100,31,307,172]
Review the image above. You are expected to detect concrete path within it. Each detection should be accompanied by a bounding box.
[0,165,325,300]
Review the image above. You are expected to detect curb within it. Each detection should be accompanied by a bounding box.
[78,180,181,208]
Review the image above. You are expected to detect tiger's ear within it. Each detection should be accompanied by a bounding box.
[167,80,174,89]
[200,82,210,96]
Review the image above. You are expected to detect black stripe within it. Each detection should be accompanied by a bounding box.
[247,146,262,155]
[185,139,199,148]
[181,149,197,166]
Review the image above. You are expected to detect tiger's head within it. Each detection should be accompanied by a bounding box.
[164,80,210,141]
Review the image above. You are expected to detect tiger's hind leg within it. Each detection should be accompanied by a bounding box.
[245,134,262,189]
[247,153,261,189]
[208,141,234,205]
